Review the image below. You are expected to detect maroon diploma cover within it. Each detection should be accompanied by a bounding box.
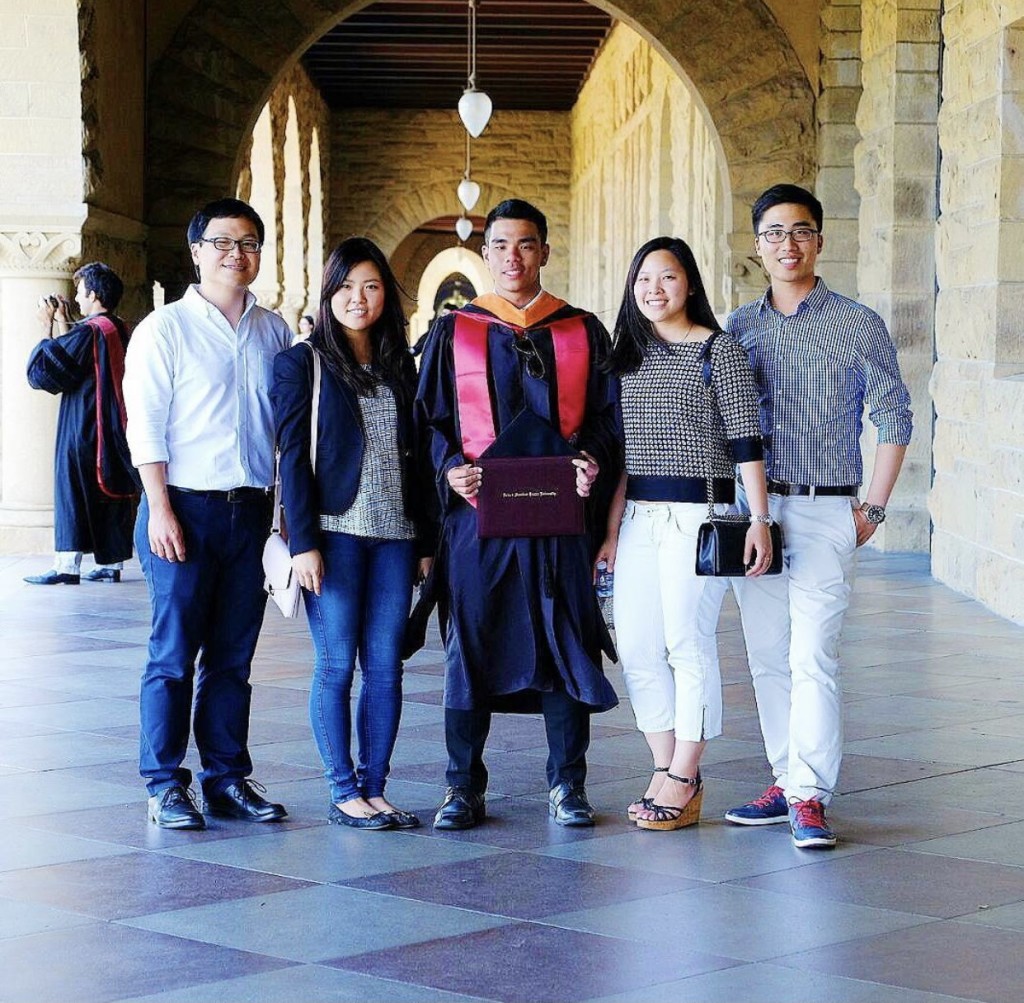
[476,456,584,538]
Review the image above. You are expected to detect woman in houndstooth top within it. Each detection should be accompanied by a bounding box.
[597,236,773,831]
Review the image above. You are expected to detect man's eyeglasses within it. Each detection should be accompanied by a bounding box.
[756,227,819,244]
[513,336,546,379]
[196,236,263,253]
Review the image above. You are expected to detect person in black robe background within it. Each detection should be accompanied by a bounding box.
[24,263,136,585]
[416,199,622,830]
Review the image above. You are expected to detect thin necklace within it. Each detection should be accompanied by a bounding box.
[661,319,695,344]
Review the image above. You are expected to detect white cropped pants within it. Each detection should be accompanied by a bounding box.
[613,501,728,741]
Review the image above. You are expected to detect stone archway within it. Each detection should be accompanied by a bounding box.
[409,246,492,341]
[143,0,814,295]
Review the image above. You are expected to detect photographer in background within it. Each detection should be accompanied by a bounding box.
[24,262,138,585]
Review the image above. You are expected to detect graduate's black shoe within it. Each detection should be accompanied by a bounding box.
[148,785,206,830]
[433,787,486,829]
[84,568,121,582]
[203,780,287,822]
[549,782,596,826]
[23,570,79,585]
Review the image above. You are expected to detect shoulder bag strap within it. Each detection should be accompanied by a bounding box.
[308,342,321,474]
[697,332,721,521]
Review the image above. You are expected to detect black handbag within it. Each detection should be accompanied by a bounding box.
[694,335,782,577]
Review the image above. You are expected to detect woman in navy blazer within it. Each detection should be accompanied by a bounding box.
[271,238,432,830]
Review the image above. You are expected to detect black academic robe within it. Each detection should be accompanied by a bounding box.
[415,300,623,712]
[26,315,136,564]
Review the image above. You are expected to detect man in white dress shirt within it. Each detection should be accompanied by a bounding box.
[124,198,292,829]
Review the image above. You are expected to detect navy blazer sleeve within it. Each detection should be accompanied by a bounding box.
[270,345,320,557]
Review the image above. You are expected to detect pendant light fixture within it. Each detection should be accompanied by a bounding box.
[455,215,473,242]
[458,0,492,138]
[457,132,481,212]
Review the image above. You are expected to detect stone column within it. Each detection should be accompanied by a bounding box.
[0,226,81,553]
[854,0,940,553]
[930,2,1024,622]
[0,1,85,554]
[817,0,862,298]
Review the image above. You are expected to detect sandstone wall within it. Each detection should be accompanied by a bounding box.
[568,25,727,328]
[931,0,1024,620]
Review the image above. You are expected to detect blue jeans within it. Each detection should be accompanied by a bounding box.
[305,533,416,803]
[136,489,272,796]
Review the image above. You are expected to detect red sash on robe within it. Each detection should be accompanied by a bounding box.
[90,315,137,500]
[452,309,591,509]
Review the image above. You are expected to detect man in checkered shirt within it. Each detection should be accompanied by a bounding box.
[724,184,913,849]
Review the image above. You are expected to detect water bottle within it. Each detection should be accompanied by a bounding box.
[595,560,614,600]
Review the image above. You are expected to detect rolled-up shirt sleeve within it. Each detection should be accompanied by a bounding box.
[123,315,175,467]
[858,313,913,446]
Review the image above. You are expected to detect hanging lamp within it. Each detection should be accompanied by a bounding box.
[457,132,481,211]
[458,0,492,137]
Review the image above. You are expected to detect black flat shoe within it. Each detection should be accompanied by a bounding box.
[384,809,421,829]
[148,785,206,830]
[203,780,287,822]
[327,803,395,829]
[84,568,121,583]
[433,787,485,830]
[549,782,595,827]
[23,570,80,585]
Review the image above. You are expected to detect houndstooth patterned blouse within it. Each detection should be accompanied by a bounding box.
[620,332,763,480]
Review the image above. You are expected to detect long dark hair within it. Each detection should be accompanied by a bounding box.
[607,236,720,375]
[309,237,409,398]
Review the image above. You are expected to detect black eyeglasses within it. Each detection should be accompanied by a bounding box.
[756,227,819,244]
[513,336,546,379]
[196,236,262,253]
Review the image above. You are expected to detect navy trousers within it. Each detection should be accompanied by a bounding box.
[444,690,590,794]
[136,488,272,796]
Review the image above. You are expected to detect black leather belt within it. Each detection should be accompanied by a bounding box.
[170,486,271,503]
[767,481,857,499]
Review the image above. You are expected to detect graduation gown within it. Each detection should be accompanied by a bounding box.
[415,292,622,712]
[26,315,137,563]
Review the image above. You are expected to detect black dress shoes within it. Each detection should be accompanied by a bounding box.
[327,804,394,829]
[23,570,80,585]
[84,568,121,582]
[148,785,206,830]
[433,787,486,830]
[203,780,287,822]
[549,782,596,826]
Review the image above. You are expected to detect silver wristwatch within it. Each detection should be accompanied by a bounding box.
[749,513,774,526]
[860,502,886,525]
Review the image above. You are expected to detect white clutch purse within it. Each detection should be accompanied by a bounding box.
[262,528,301,618]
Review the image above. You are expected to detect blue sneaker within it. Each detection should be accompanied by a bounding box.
[789,798,837,848]
[724,785,788,825]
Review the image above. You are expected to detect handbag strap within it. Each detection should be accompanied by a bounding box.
[697,332,721,521]
[271,452,283,533]
[272,344,322,536]
[308,342,321,474]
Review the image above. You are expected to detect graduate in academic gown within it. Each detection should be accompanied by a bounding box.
[415,199,623,830]
[25,264,136,581]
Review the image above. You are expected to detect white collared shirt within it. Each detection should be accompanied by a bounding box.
[124,285,292,490]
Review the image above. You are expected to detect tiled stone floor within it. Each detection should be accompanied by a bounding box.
[1,550,1023,1002]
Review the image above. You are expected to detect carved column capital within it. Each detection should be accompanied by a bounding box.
[0,229,81,278]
